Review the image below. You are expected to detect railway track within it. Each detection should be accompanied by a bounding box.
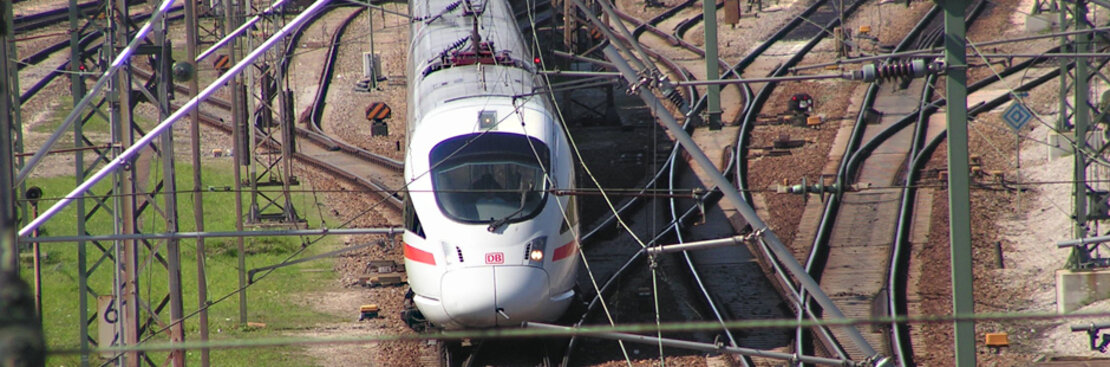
[549,0,893,364]
[704,0,876,362]
[553,1,853,365]
[12,0,103,34]
[780,0,1077,363]
[94,4,408,214]
[12,0,1084,365]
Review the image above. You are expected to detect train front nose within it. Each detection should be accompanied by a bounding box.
[440,266,550,328]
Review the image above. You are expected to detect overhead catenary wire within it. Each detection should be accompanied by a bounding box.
[25,0,1110,361]
[526,1,635,364]
[790,25,1110,73]
[601,42,882,359]
[14,0,178,187]
[18,0,337,238]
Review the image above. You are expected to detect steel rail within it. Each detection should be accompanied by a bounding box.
[562,189,719,366]
[799,3,944,359]
[14,0,177,186]
[561,33,705,367]
[195,0,293,63]
[559,3,751,362]
[12,0,102,33]
[638,5,751,362]
[608,0,846,361]
[889,56,1067,366]
[667,148,750,366]
[888,72,937,366]
[835,40,1065,367]
[308,7,362,131]
[813,1,985,359]
[610,4,737,93]
[19,8,187,103]
[729,0,870,359]
[603,43,884,362]
[288,4,402,207]
[562,113,713,364]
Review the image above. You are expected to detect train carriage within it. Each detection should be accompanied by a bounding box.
[402,0,580,330]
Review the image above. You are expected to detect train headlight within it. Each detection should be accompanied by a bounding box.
[526,237,547,266]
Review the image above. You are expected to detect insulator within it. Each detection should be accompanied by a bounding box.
[448,36,470,52]
[852,59,929,82]
[439,36,472,60]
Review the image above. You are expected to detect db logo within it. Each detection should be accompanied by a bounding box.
[485,252,504,264]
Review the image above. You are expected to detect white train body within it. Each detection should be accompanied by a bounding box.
[402,0,580,329]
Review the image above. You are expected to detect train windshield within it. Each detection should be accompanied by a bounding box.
[430,133,551,224]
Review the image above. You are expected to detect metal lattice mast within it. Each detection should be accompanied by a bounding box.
[243,0,299,227]
[7,0,24,242]
[227,0,250,325]
[150,1,187,364]
[183,0,212,364]
[1059,0,1110,268]
[106,1,142,363]
[67,1,95,364]
[99,0,188,364]
[1033,0,1060,13]
[2,3,46,364]
[1,0,18,274]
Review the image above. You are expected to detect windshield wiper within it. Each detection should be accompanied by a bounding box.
[487,183,531,232]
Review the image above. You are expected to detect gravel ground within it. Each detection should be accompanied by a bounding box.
[14,0,1110,365]
[280,4,416,366]
[916,0,1110,364]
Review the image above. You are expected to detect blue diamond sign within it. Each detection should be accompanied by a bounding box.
[1002,102,1033,131]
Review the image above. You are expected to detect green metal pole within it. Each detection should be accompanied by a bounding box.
[942,0,975,365]
[1073,0,1091,253]
[1,0,17,274]
[227,0,249,326]
[68,0,91,364]
[184,0,212,363]
[1058,7,1070,133]
[0,10,45,364]
[368,5,377,89]
[703,0,721,129]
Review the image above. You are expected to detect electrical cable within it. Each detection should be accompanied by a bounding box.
[527,1,634,365]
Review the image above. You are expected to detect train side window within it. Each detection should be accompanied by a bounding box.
[404,195,425,238]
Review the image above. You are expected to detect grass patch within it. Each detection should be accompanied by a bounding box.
[35,95,158,135]
[22,160,346,366]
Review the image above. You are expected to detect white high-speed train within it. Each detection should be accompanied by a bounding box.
[401,0,580,330]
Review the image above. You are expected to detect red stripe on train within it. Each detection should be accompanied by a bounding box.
[553,240,578,261]
[404,243,436,265]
